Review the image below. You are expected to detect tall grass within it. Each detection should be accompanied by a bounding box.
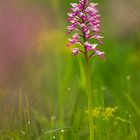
[0,44,139,140]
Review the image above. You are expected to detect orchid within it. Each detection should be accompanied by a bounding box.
[66,0,105,60]
[66,1,105,140]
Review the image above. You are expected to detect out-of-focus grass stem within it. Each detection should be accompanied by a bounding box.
[25,95,31,138]
[33,120,39,137]
[125,94,140,117]
[60,131,64,140]
[19,90,23,130]
[125,75,140,117]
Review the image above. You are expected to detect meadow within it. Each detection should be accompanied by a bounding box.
[0,0,140,140]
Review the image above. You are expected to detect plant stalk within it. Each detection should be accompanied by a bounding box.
[85,56,94,140]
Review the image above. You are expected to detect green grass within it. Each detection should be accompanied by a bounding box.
[0,41,139,139]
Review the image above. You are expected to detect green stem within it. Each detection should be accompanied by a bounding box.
[85,56,94,140]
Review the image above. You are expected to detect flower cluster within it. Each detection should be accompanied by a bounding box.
[66,0,105,59]
[86,107,117,120]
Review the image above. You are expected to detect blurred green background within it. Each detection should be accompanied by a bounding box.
[0,0,140,139]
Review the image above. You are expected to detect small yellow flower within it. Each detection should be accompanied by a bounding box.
[85,107,117,120]
[92,107,100,118]
[103,107,116,120]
